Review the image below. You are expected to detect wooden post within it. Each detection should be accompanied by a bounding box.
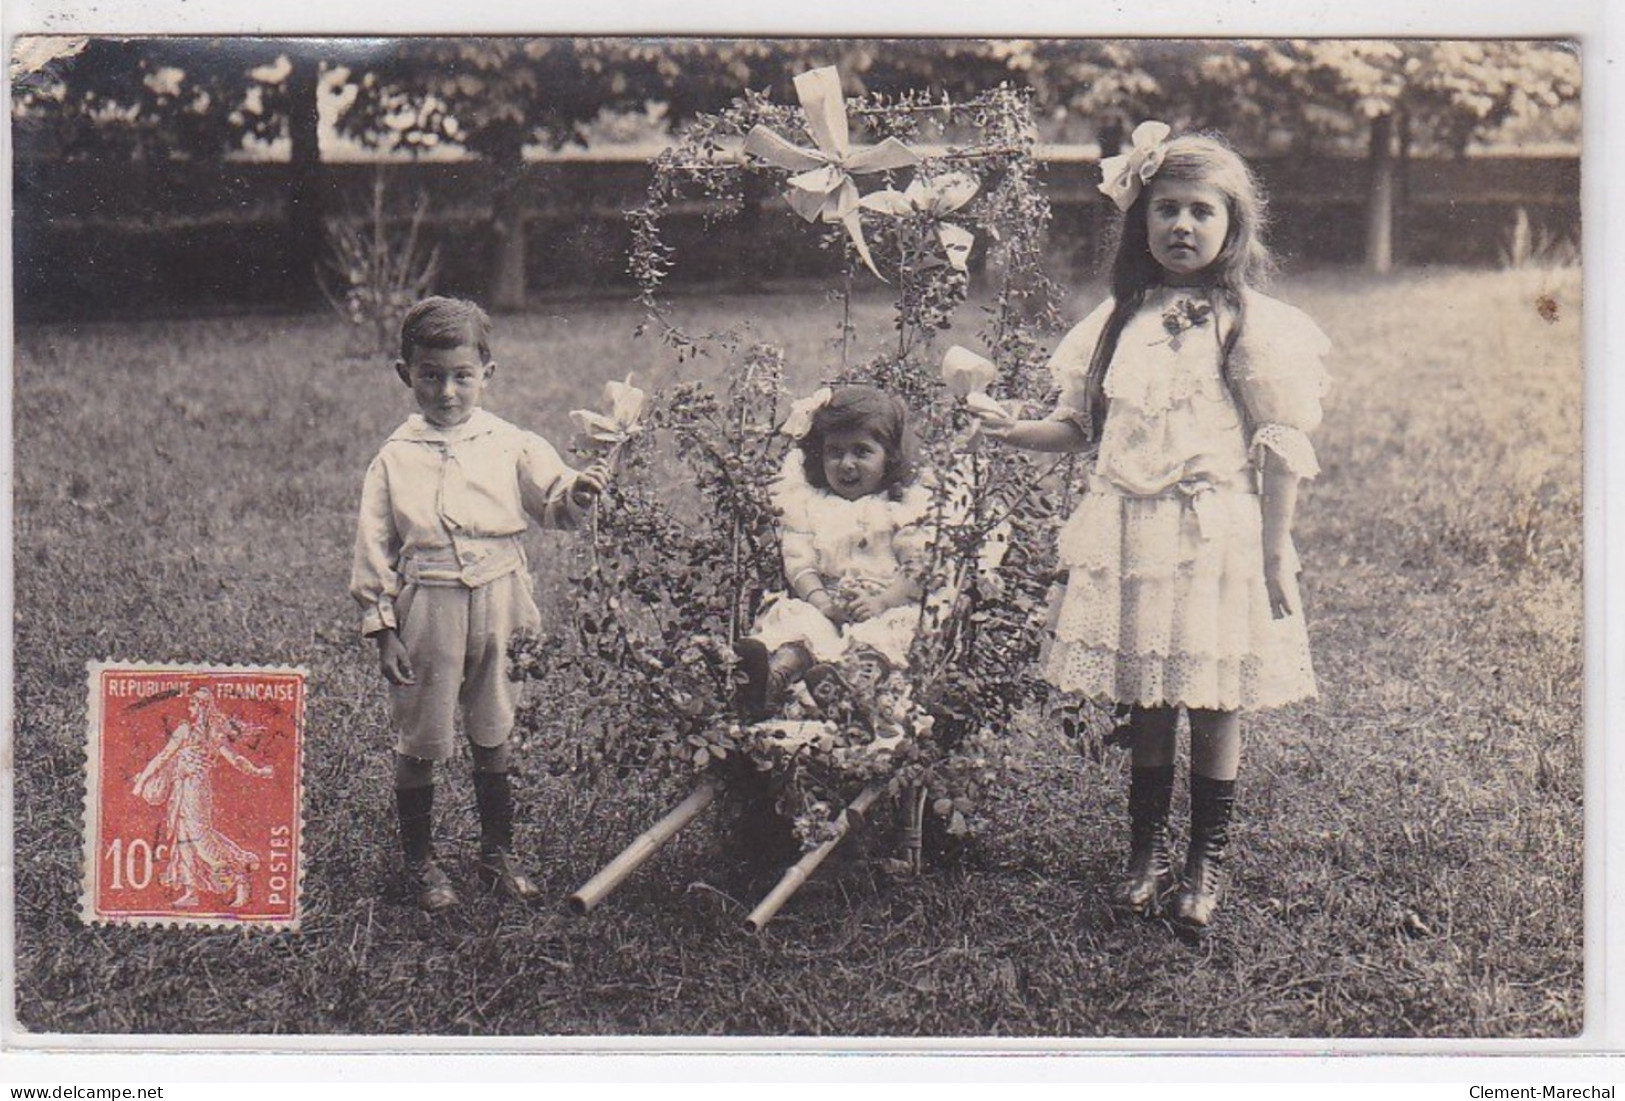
[745,784,884,931]
[904,783,928,878]
[568,780,720,915]
[1366,112,1396,274]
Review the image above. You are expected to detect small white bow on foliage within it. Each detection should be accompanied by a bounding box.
[942,347,1001,444]
[942,345,1008,447]
[779,386,832,440]
[941,344,999,400]
[1097,120,1172,212]
[742,66,921,280]
[860,171,980,271]
[569,374,648,467]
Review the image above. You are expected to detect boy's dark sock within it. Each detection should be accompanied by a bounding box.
[395,784,435,865]
[473,770,540,902]
[473,770,514,854]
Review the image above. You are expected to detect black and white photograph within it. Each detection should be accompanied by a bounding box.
[1,0,1606,1077]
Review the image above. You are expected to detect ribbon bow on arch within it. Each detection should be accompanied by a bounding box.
[860,171,980,271]
[1097,120,1172,212]
[742,66,921,279]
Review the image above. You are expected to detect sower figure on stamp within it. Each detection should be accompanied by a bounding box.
[351,296,611,912]
[132,686,273,909]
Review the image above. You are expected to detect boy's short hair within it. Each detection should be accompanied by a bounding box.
[399,296,493,364]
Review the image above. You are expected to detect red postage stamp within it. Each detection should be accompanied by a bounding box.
[80,662,306,929]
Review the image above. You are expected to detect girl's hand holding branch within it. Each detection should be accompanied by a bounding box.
[375,628,415,686]
[967,405,1091,453]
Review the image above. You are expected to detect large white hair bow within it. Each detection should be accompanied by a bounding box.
[742,67,921,280]
[1097,121,1172,212]
[780,387,833,440]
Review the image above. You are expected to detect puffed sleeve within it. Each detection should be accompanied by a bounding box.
[1045,297,1115,434]
[517,430,587,530]
[350,454,403,637]
[770,452,822,592]
[1230,291,1332,478]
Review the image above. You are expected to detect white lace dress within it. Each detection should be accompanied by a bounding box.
[749,453,933,668]
[1044,286,1331,711]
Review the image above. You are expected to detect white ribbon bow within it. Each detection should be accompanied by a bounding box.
[780,386,833,440]
[1097,121,1172,212]
[860,171,980,271]
[569,374,648,466]
[742,66,921,280]
[940,345,998,400]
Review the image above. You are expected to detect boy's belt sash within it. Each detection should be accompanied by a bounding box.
[401,535,527,588]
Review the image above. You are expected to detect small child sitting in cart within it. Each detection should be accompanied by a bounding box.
[735,385,933,723]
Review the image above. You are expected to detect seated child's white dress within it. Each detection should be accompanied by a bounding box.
[1045,287,1331,710]
[750,452,933,669]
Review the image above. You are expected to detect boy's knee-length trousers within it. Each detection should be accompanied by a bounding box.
[388,571,542,760]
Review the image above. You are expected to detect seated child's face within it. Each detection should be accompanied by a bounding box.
[822,428,888,501]
[396,342,493,428]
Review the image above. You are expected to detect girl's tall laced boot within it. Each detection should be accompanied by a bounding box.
[474,770,539,902]
[1110,764,1177,915]
[1172,773,1236,932]
[396,784,458,912]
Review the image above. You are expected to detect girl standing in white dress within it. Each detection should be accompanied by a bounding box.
[736,385,932,721]
[973,124,1330,931]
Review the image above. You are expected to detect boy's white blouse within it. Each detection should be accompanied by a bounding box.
[350,408,585,637]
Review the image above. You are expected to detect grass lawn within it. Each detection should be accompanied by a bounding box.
[9,264,1582,1039]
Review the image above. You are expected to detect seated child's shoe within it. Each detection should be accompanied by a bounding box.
[734,638,773,722]
[477,849,540,903]
[407,859,460,913]
[802,662,846,711]
[762,642,815,717]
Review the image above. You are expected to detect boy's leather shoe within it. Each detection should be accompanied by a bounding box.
[478,850,540,903]
[407,859,459,913]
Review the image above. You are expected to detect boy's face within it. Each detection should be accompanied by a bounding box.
[396,342,493,428]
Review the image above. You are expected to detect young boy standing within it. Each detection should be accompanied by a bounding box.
[351,296,608,911]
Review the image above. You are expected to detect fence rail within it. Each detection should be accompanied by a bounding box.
[13,154,1580,320]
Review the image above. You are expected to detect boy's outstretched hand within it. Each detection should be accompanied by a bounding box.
[375,628,415,685]
[570,459,612,507]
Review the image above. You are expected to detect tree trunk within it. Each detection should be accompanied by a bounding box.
[488,134,529,312]
[286,53,323,305]
[1365,111,1395,274]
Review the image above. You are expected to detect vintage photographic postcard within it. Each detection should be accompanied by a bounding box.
[1,0,1609,1077]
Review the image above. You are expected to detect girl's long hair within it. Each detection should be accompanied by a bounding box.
[1082,132,1275,438]
[799,386,920,500]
